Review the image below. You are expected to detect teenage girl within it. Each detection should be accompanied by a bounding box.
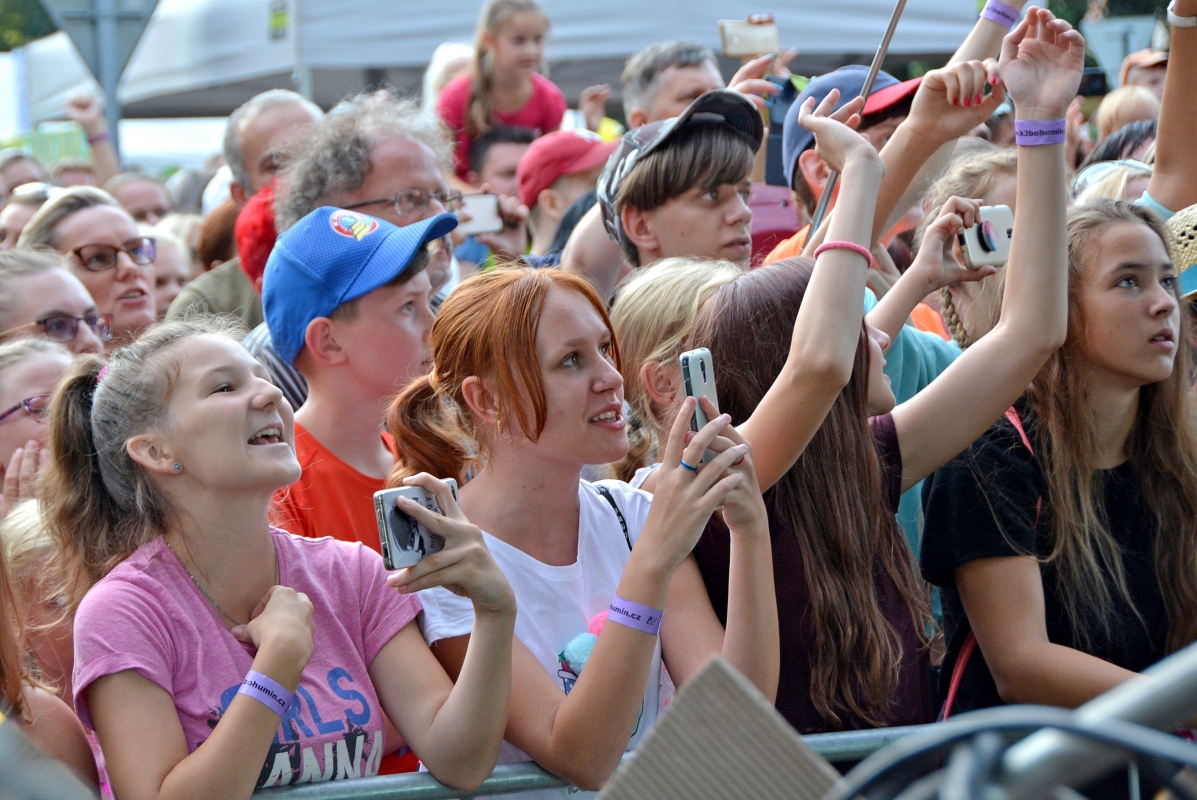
[0,339,72,519]
[438,0,566,181]
[386,266,777,797]
[921,198,1197,713]
[44,319,517,798]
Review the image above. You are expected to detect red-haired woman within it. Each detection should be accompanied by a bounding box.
[385,263,776,794]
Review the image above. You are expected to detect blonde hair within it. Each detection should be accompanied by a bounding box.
[423,43,474,115]
[917,149,1018,349]
[1093,86,1161,142]
[608,258,743,481]
[1,500,53,582]
[17,186,121,250]
[1075,163,1153,204]
[465,0,550,137]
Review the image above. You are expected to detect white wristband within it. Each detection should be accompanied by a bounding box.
[1169,0,1197,27]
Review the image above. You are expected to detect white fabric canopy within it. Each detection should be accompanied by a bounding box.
[23,0,978,120]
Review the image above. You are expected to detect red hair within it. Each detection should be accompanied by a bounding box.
[386,267,619,486]
[235,184,278,287]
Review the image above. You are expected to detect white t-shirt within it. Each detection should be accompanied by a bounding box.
[418,479,660,800]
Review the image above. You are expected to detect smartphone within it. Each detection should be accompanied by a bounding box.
[456,193,504,236]
[374,479,459,570]
[719,16,780,58]
[958,205,1014,268]
[679,348,720,464]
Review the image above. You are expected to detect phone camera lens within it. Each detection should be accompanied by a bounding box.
[979,219,997,253]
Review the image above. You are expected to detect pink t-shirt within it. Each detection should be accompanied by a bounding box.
[73,529,421,789]
[437,72,567,180]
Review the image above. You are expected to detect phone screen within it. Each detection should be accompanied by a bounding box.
[457,194,504,236]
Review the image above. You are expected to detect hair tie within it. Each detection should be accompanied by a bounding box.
[96,365,109,384]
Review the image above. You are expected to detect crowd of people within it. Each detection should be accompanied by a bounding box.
[1,0,1196,797]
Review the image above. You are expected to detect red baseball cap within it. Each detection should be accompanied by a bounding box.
[518,129,618,209]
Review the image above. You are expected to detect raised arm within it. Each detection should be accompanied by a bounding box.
[951,0,1029,63]
[1144,0,1197,214]
[893,7,1083,490]
[736,92,885,492]
[866,197,997,343]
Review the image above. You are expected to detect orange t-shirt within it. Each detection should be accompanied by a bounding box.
[272,423,395,553]
[910,302,952,341]
[763,224,811,266]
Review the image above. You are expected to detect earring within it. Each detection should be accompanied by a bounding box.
[496,419,503,437]
[173,463,182,472]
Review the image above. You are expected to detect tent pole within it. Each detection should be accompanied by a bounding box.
[807,0,909,234]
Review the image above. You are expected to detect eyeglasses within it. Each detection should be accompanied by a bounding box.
[70,237,156,272]
[0,313,113,345]
[344,188,464,217]
[0,395,52,425]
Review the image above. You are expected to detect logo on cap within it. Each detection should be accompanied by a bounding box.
[329,210,379,241]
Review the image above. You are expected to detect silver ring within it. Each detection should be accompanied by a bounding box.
[679,460,698,472]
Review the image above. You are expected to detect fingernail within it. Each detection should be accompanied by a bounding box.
[975,94,982,105]
[231,626,243,638]
[950,98,957,106]
[733,456,745,466]
[989,76,998,85]
[685,431,696,442]
[963,97,971,107]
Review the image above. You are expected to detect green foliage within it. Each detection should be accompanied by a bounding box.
[0,0,57,50]
[1047,0,1169,26]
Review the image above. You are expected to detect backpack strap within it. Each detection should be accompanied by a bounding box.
[593,484,632,551]
[941,406,1039,721]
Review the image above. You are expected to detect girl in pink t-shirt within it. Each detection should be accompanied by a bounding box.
[438,0,566,180]
[44,318,516,798]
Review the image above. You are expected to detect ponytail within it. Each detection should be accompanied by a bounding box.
[939,287,972,350]
[41,317,244,610]
[465,0,548,137]
[386,375,477,488]
[608,410,653,483]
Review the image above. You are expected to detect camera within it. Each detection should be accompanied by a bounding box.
[374,479,459,570]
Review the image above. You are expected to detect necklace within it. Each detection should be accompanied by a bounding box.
[165,538,279,628]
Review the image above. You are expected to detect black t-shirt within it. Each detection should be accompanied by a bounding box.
[693,413,935,734]
[920,402,1168,714]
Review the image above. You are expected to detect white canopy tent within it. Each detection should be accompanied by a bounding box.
[23,0,978,121]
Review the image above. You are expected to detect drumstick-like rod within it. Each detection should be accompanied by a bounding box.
[807,0,910,234]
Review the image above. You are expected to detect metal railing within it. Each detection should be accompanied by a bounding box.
[256,724,930,800]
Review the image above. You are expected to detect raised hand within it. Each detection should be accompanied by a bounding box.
[796,89,876,175]
[999,6,1085,120]
[231,585,315,688]
[1,440,45,521]
[907,59,1006,142]
[475,189,530,261]
[384,473,516,616]
[64,93,106,136]
[912,196,999,291]
[580,84,612,132]
[728,54,782,110]
[638,397,750,570]
[696,403,767,537]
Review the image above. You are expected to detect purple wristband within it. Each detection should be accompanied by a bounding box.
[86,131,110,145]
[608,595,664,635]
[981,0,1020,28]
[1014,119,1067,146]
[239,670,294,718]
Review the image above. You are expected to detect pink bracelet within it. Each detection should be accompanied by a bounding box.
[814,240,874,267]
[87,131,110,145]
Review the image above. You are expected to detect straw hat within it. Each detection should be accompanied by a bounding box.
[1166,203,1197,299]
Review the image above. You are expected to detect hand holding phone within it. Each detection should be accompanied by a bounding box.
[380,474,515,615]
[456,193,504,236]
[375,478,459,569]
[958,205,1014,268]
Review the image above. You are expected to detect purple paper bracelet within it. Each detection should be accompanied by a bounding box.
[609,595,665,635]
[239,670,294,718]
[1014,119,1067,146]
[981,0,1020,29]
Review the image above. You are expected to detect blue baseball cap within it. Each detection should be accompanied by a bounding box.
[782,65,921,190]
[263,207,458,364]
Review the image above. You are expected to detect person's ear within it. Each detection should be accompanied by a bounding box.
[621,206,659,261]
[303,317,347,368]
[798,149,830,198]
[229,182,249,207]
[537,187,567,224]
[639,359,680,416]
[460,375,504,434]
[628,107,650,130]
[126,434,179,476]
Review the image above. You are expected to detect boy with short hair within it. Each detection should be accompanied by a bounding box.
[263,206,457,551]
[595,89,763,269]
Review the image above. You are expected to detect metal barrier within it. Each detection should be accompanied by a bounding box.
[257,724,931,800]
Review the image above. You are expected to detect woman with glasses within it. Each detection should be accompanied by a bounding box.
[0,250,108,356]
[0,339,71,520]
[18,187,156,347]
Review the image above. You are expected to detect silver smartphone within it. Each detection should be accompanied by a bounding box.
[374,479,459,570]
[456,193,504,236]
[958,204,1014,268]
[679,347,720,464]
[718,16,780,58]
